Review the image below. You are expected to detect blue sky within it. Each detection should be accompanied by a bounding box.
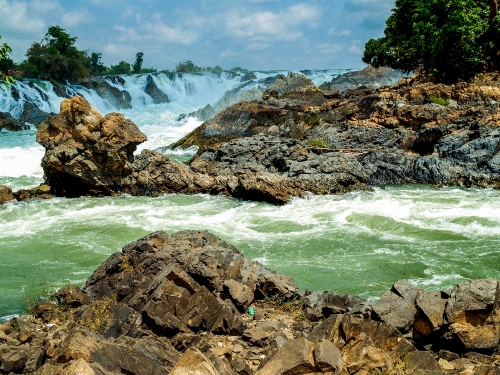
[0,0,394,70]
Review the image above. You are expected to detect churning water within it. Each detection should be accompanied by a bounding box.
[1,70,499,320]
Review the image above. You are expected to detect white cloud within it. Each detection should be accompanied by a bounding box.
[60,10,90,28]
[348,40,364,55]
[225,3,319,42]
[219,48,236,58]
[247,42,270,51]
[114,21,198,45]
[316,43,342,54]
[0,0,46,34]
[328,28,351,36]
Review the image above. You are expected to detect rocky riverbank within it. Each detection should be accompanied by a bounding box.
[0,230,499,375]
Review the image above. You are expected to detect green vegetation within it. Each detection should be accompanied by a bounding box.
[323,116,340,125]
[23,26,91,82]
[0,35,15,87]
[133,52,143,74]
[362,0,500,82]
[428,93,449,106]
[23,278,56,314]
[303,115,321,126]
[307,138,330,148]
[11,26,249,81]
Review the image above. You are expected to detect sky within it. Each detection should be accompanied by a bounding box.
[0,0,395,71]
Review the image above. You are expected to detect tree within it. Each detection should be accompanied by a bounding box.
[0,35,14,87]
[90,52,107,75]
[133,52,143,74]
[174,60,202,73]
[110,60,132,75]
[362,0,500,82]
[23,26,91,82]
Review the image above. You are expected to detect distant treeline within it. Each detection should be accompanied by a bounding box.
[0,26,249,84]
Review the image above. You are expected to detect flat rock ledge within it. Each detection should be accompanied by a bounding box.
[1,230,499,375]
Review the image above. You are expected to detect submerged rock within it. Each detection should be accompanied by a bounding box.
[0,185,15,204]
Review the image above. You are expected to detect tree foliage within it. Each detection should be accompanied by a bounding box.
[362,0,500,81]
[133,52,143,74]
[110,60,132,75]
[23,26,91,82]
[90,52,107,75]
[0,35,15,87]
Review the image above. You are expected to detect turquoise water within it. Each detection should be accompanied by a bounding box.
[1,186,499,319]
[1,71,499,319]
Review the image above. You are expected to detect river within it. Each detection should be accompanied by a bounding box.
[1,70,499,320]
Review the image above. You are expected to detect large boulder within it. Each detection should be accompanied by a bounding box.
[36,96,147,197]
[144,75,169,104]
[79,77,132,109]
[0,111,29,131]
[0,185,15,204]
[320,66,407,92]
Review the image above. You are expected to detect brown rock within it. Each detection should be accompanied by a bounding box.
[36,96,147,197]
[406,351,442,373]
[414,289,447,339]
[0,185,14,204]
[224,279,254,311]
[56,284,91,307]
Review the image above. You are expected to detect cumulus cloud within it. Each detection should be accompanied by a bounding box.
[348,40,364,55]
[316,43,342,54]
[60,10,90,28]
[219,48,236,58]
[0,0,47,34]
[225,3,319,42]
[114,21,199,45]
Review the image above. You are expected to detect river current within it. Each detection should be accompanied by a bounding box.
[1,70,499,320]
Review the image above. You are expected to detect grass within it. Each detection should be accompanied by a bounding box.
[303,115,321,126]
[23,278,57,315]
[428,94,449,106]
[82,296,117,332]
[273,116,287,126]
[307,138,330,148]
[119,253,133,273]
[323,117,340,125]
[264,293,308,322]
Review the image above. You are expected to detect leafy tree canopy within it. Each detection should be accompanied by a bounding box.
[23,26,91,82]
[133,52,143,74]
[362,0,500,82]
[111,61,132,75]
[0,35,15,87]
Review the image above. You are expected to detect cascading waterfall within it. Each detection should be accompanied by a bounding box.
[1,68,499,321]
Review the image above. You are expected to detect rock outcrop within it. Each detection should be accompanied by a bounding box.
[79,77,132,109]
[1,230,499,375]
[36,96,147,197]
[320,65,408,92]
[144,74,169,104]
[0,112,29,131]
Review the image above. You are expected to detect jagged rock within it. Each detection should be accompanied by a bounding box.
[170,348,233,375]
[320,65,407,92]
[144,74,169,104]
[0,185,15,204]
[241,72,257,81]
[20,102,53,125]
[224,279,255,311]
[372,280,422,332]
[242,327,269,347]
[79,77,132,109]
[413,289,447,339]
[445,279,500,324]
[255,337,343,375]
[0,111,29,131]
[56,285,91,307]
[13,184,53,201]
[406,351,443,373]
[36,96,147,197]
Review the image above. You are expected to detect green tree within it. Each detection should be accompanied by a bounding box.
[174,60,202,73]
[0,35,15,87]
[23,26,91,82]
[90,52,107,75]
[133,52,143,74]
[110,60,132,75]
[362,0,500,81]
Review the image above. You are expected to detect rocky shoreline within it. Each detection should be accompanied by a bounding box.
[0,230,499,375]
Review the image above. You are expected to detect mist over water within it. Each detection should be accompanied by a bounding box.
[1,70,499,320]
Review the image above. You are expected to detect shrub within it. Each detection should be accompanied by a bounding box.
[428,94,449,106]
[23,278,56,314]
[308,138,330,148]
[303,115,321,126]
